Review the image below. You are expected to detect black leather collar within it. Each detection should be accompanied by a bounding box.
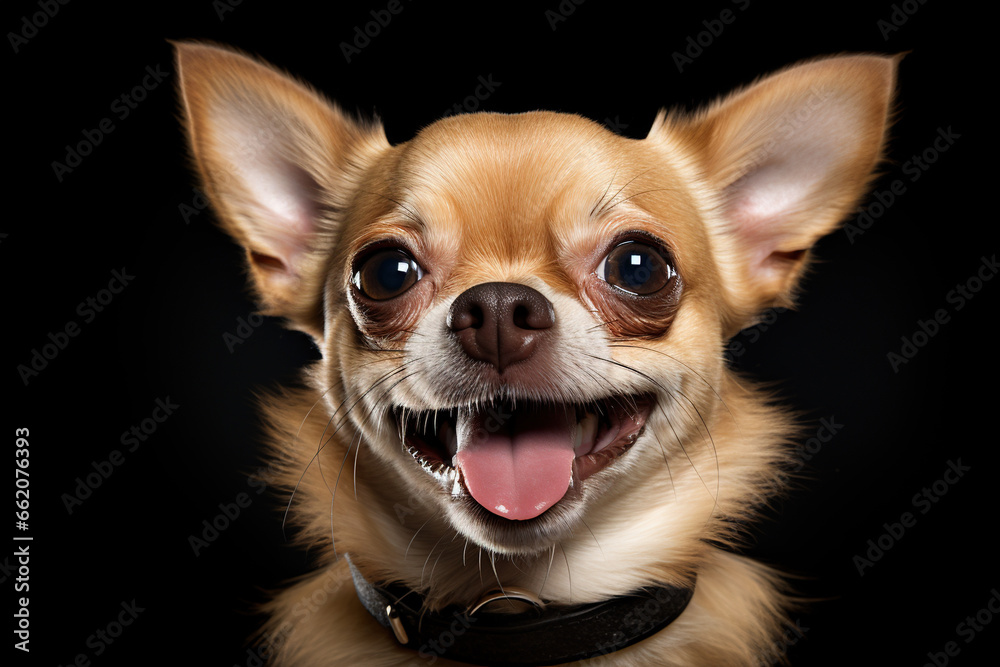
[347,556,695,666]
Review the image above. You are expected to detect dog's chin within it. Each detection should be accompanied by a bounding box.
[391,392,655,554]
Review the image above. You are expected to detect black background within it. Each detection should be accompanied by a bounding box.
[8,1,996,665]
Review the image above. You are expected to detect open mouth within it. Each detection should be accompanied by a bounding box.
[395,394,654,521]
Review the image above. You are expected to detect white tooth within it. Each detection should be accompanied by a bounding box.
[572,421,583,455]
[579,412,599,455]
[439,420,458,457]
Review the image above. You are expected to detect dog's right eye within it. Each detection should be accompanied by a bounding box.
[352,248,424,300]
[596,240,677,296]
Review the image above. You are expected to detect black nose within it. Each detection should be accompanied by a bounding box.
[447,282,555,373]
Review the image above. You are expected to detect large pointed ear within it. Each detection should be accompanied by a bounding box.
[654,54,898,331]
[174,41,389,337]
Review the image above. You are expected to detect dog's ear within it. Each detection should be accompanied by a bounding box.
[653,54,897,332]
[174,41,389,337]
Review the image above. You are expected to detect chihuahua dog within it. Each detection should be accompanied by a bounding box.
[176,42,896,666]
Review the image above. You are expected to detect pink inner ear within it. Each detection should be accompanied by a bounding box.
[240,159,320,278]
[770,249,807,263]
[723,118,848,284]
[249,251,288,272]
[726,183,797,280]
[209,101,323,279]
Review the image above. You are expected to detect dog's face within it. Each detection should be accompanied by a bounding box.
[176,44,895,562]
[332,111,722,553]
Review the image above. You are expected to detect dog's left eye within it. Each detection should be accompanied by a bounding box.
[352,248,424,300]
[596,241,677,295]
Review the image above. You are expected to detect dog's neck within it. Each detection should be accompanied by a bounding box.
[346,554,695,665]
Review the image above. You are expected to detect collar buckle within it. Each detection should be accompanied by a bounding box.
[468,586,547,616]
[385,604,409,645]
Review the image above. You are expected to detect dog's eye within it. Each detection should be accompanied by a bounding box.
[353,248,424,300]
[596,241,676,295]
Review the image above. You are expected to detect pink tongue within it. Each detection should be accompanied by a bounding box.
[454,405,575,521]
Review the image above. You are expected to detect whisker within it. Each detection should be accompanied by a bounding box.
[328,367,424,523]
[359,188,422,227]
[590,166,620,217]
[289,382,339,449]
[329,428,364,558]
[664,390,721,512]
[282,364,410,536]
[287,356,425,559]
[559,543,573,604]
[608,343,737,427]
[488,552,517,611]
[586,318,621,333]
[636,363,722,513]
[585,352,721,512]
[428,543,448,589]
[597,168,653,218]
[602,187,676,213]
[272,380,342,537]
[651,427,678,502]
[405,515,433,560]
[396,328,427,338]
[538,544,556,601]
[421,533,448,587]
[579,518,605,561]
[352,425,363,500]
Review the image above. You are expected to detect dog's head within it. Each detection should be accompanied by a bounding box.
[176,43,895,563]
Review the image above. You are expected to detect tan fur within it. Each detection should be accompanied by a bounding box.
[175,42,896,665]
